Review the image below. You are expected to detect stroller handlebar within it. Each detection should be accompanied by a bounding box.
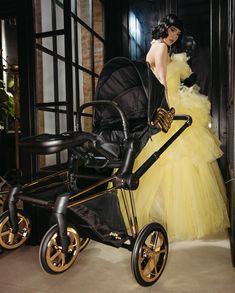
[77,100,130,140]
[173,114,193,125]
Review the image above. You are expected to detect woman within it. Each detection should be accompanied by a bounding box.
[132,14,230,240]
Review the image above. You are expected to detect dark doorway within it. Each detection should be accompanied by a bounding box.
[178,0,210,96]
[0,13,20,179]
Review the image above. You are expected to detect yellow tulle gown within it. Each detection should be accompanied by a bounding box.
[125,53,230,241]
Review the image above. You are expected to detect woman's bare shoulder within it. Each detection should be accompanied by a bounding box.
[152,41,167,51]
[146,41,168,63]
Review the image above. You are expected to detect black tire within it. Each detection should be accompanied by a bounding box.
[39,224,80,274]
[131,222,168,287]
[0,210,31,250]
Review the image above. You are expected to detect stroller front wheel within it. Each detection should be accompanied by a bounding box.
[0,210,31,250]
[39,224,80,274]
[131,222,168,287]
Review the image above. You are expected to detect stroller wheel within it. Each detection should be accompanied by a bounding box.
[0,210,31,250]
[79,237,90,252]
[39,224,80,274]
[131,222,168,287]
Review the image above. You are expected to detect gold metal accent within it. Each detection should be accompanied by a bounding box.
[0,212,31,250]
[120,189,138,238]
[68,186,116,208]
[69,175,116,201]
[45,227,80,273]
[79,237,90,251]
[138,231,167,283]
[109,232,121,240]
[22,170,68,190]
[128,189,139,235]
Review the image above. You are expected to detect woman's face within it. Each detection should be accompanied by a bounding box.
[163,25,181,46]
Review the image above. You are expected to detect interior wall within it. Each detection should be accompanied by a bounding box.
[226,0,235,266]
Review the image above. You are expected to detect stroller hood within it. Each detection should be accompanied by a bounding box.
[93,57,168,131]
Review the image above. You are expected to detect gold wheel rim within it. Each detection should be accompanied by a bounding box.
[46,227,80,273]
[79,237,89,251]
[138,231,168,283]
[0,213,31,250]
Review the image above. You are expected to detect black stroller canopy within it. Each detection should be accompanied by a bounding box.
[93,57,168,131]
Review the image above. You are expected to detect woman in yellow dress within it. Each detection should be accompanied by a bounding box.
[132,14,230,241]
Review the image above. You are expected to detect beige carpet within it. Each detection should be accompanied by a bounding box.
[0,231,235,293]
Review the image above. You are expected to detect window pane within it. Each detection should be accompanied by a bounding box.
[36,109,55,134]
[78,69,84,105]
[80,26,92,70]
[57,35,65,57]
[59,112,67,133]
[94,36,104,75]
[36,51,55,103]
[56,3,64,30]
[60,149,68,164]
[44,154,56,167]
[72,66,79,112]
[76,0,92,27]
[71,18,75,63]
[58,60,66,101]
[36,37,53,51]
[43,111,55,134]
[93,0,104,37]
[34,0,52,33]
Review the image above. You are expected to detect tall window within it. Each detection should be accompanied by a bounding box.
[129,11,144,60]
[34,0,104,170]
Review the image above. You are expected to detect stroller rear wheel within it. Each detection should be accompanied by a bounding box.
[131,222,168,287]
[0,210,31,250]
[39,224,80,274]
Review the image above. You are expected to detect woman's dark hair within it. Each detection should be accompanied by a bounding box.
[152,14,184,43]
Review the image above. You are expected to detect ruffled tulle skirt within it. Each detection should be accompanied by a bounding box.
[120,86,230,241]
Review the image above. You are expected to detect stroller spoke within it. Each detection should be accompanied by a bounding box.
[51,238,59,249]
[68,241,77,252]
[1,230,10,237]
[8,231,15,244]
[50,249,61,263]
[18,218,24,225]
[142,256,157,277]
[67,233,75,251]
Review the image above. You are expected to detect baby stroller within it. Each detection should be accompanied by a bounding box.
[0,57,191,287]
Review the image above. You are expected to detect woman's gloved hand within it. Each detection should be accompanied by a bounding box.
[151,107,175,132]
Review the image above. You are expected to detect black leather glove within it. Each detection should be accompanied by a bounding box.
[151,107,175,133]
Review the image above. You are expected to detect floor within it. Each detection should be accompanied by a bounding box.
[0,231,235,293]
